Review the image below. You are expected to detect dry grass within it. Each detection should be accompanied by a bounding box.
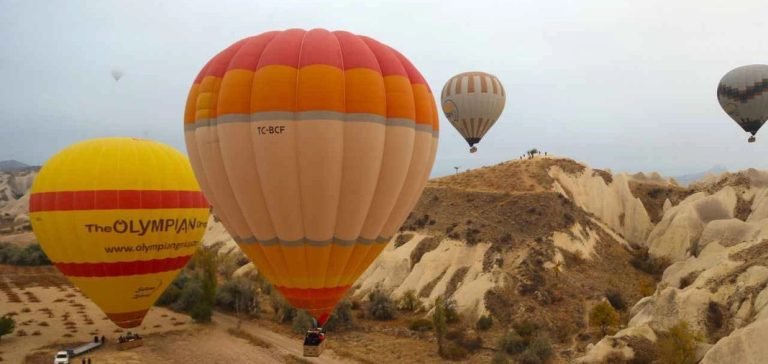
[429,158,585,194]
[227,328,272,349]
[283,354,315,364]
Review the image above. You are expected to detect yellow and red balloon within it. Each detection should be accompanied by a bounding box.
[29,137,209,328]
[183,28,439,325]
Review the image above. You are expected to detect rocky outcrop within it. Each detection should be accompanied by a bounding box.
[647,187,737,262]
[549,166,653,246]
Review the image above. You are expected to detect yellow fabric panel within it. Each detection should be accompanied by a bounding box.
[30,138,201,193]
[70,270,181,314]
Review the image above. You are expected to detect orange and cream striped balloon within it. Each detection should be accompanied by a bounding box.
[29,137,209,328]
[441,71,505,152]
[184,28,439,325]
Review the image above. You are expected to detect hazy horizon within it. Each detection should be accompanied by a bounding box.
[3,0,768,178]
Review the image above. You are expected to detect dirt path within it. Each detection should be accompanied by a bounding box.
[212,312,355,364]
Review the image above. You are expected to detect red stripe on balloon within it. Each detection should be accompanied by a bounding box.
[55,255,192,277]
[29,190,209,212]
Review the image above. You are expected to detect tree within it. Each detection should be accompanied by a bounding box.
[658,321,699,364]
[367,284,396,321]
[324,300,354,331]
[188,248,217,323]
[432,296,448,355]
[398,290,421,312]
[526,148,540,158]
[589,301,619,336]
[216,277,258,329]
[0,315,14,340]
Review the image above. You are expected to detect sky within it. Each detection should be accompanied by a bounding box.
[2,0,768,178]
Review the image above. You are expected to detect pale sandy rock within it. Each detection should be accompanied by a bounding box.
[551,223,598,259]
[701,319,768,364]
[648,187,737,262]
[663,198,672,213]
[233,262,256,277]
[749,188,768,222]
[733,298,753,329]
[754,286,768,314]
[548,168,652,245]
[355,234,500,319]
[698,219,759,252]
[575,336,633,363]
[577,325,657,364]
[737,265,768,288]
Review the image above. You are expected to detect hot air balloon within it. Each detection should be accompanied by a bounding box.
[441,72,505,153]
[183,29,438,330]
[717,64,768,143]
[111,69,123,81]
[29,137,209,328]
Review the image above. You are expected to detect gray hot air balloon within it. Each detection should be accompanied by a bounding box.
[717,64,768,143]
[441,72,506,153]
[111,69,124,82]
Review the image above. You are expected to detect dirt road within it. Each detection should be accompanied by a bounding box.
[212,312,355,364]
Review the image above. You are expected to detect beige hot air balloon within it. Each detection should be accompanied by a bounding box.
[183,29,439,329]
[441,72,505,153]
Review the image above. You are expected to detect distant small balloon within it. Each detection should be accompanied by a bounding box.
[111,70,124,81]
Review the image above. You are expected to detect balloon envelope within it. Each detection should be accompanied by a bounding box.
[29,137,209,328]
[441,72,505,150]
[111,69,123,81]
[717,64,768,140]
[183,28,439,325]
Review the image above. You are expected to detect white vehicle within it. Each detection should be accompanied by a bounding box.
[53,350,73,364]
[53,338,103,363]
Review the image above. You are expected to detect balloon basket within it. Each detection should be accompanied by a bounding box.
[117,337,143,351]
[303,328,326,357]
[749,136,756,143]
[470,146,477,153]
[303,339,326,357]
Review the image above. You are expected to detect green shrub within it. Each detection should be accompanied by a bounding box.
[216,277,258,316]
[409,318,433,332]
[498,331,527,355]
[398,290,421,312]
[173,280,203,312]
[657,321,698,364]
[324,300,354,331]
[190,301,212,323]
[491,352,509,364]
[367,285,396,321]
[156,283,182,306]
[526,335,554,361]
[590,302,619,336]
[270,293,296,323]
[605,290,626,311]
[291,310,315,333]
[476,315,493,330]
[0,243,50,266]
[0,315,15,340]
[518,350,542,364]
[513,320,539,339]
[438,341,469,361]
